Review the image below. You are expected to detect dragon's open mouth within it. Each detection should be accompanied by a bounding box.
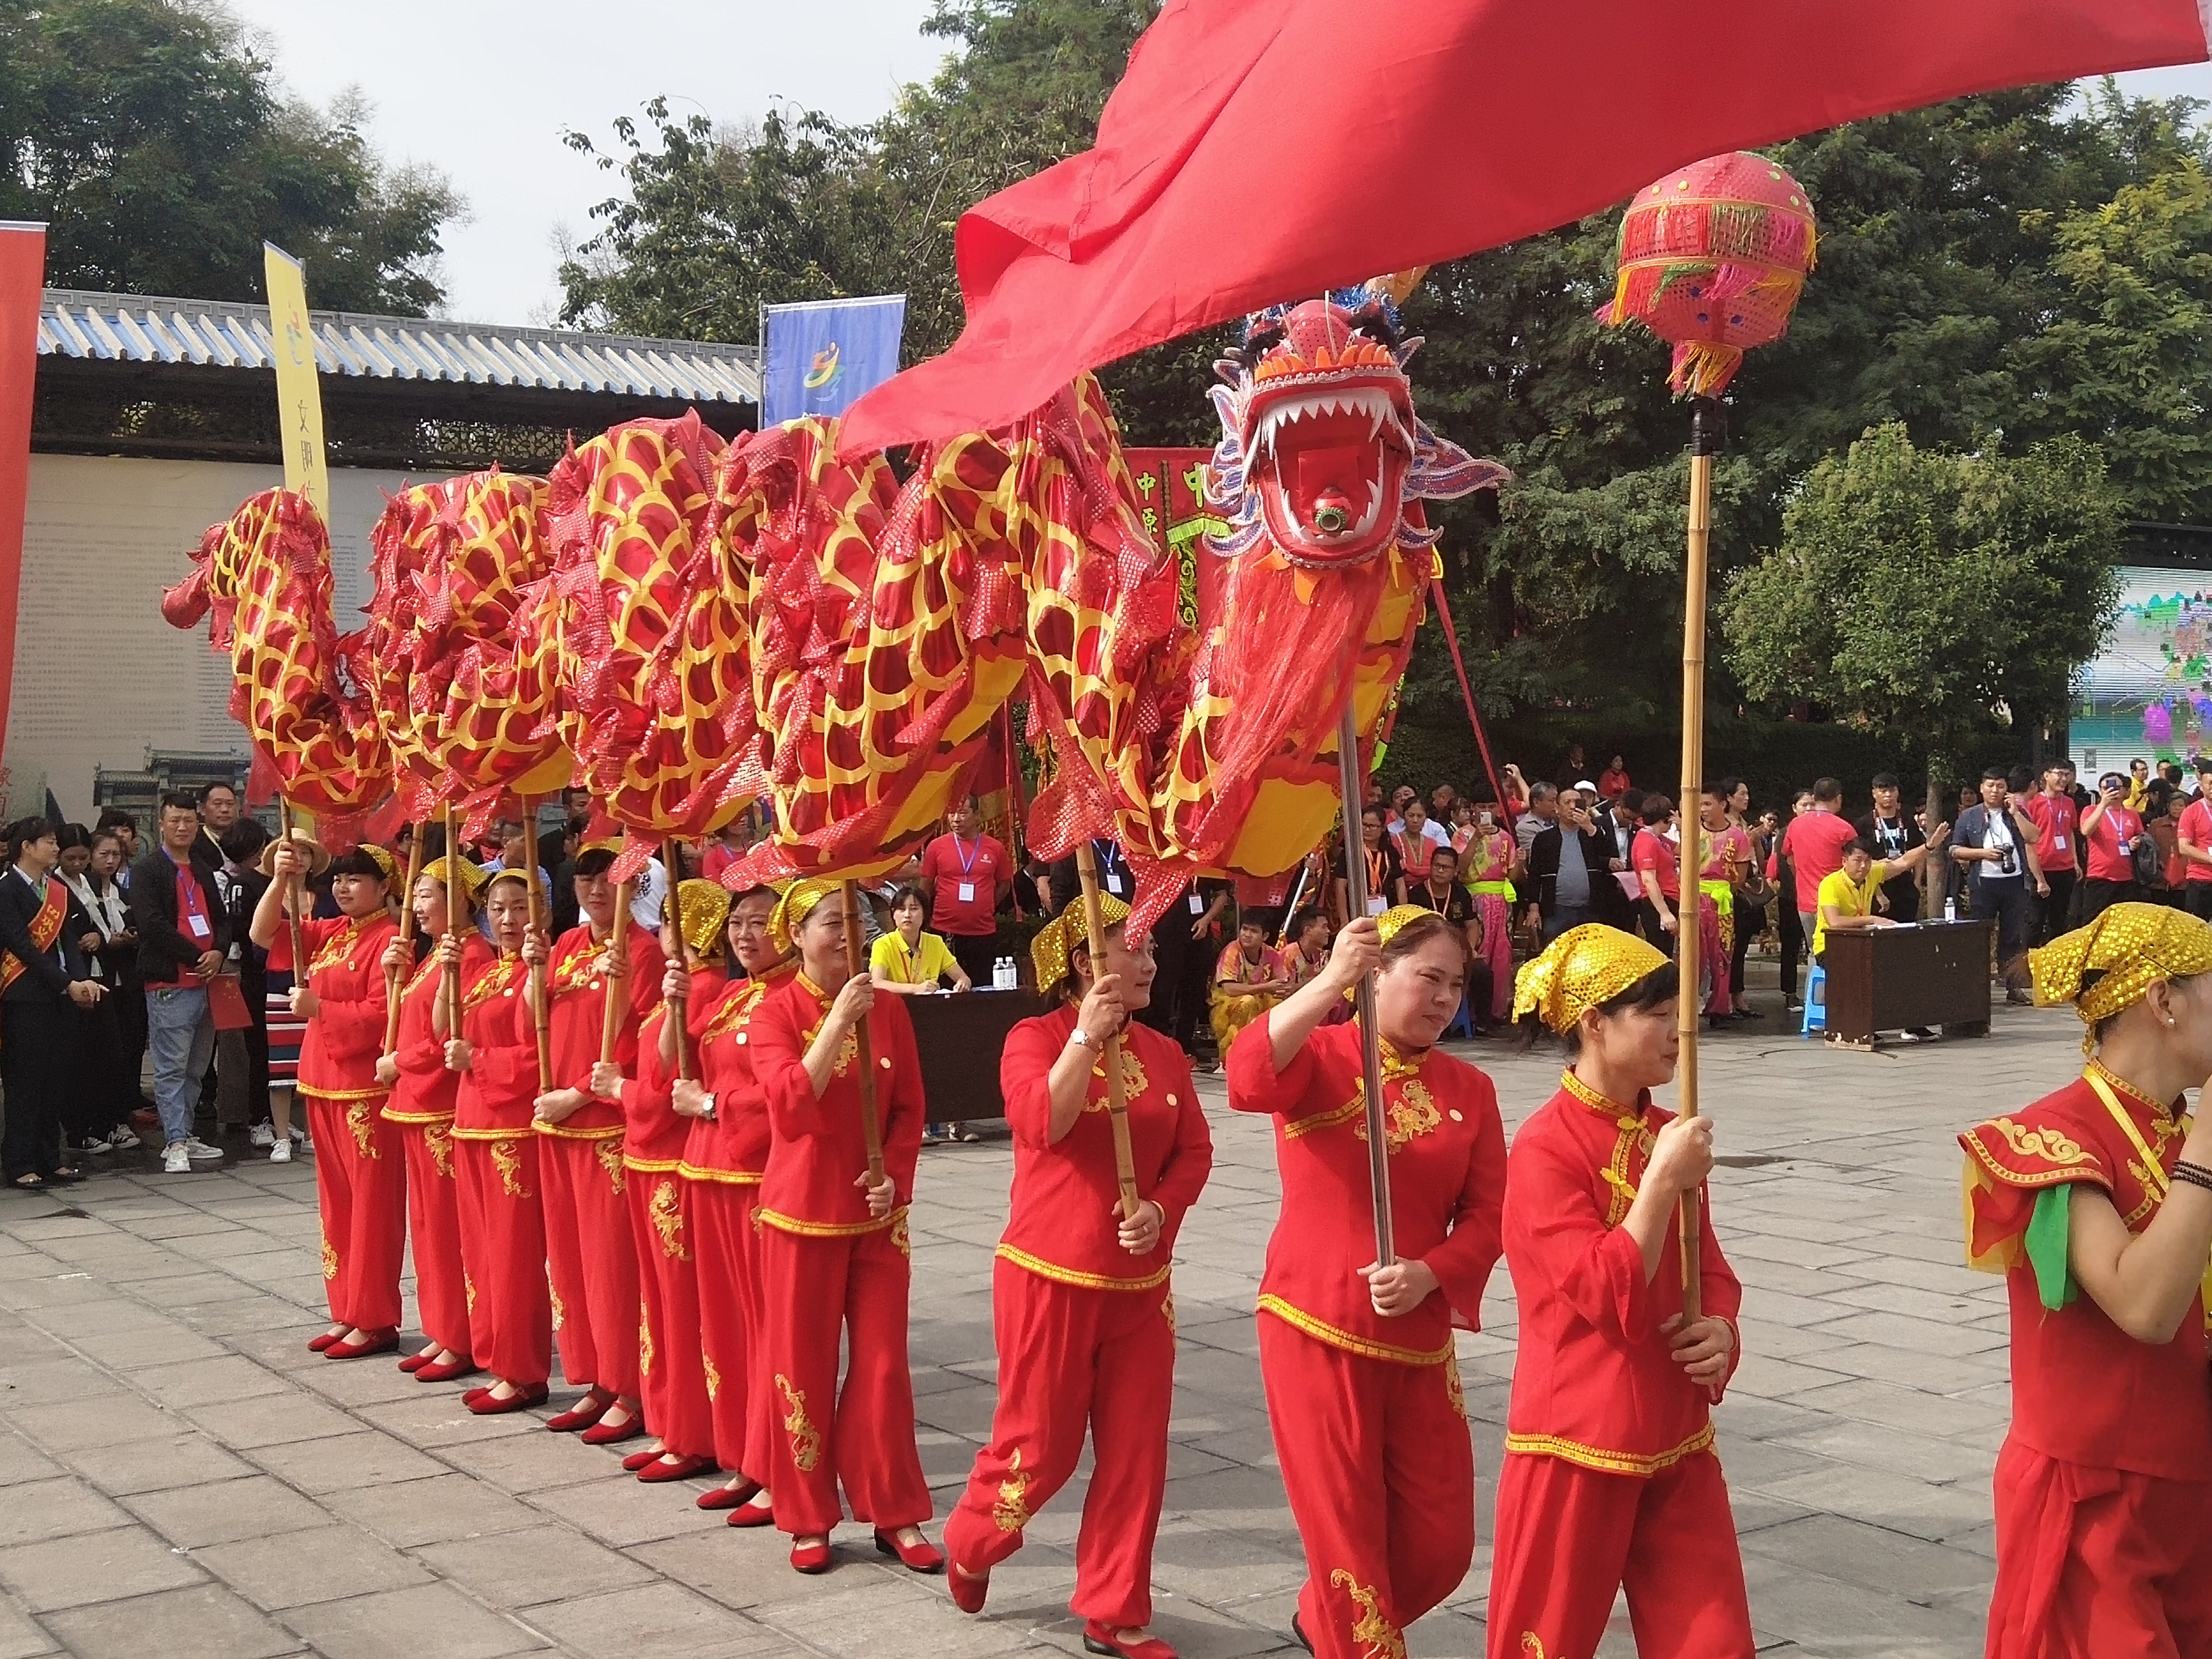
[1242,368,1413,567]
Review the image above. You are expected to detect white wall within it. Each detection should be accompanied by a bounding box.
[6,453,453,819]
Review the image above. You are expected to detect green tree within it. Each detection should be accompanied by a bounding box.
[1722,423,2122,853]
[0,0,460,313]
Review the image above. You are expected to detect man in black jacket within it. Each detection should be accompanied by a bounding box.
[1,816,105,1187]
[127,793,230,1172]
[1525,791,1635,942]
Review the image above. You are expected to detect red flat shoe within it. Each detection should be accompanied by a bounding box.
[874,1529,945,1575]
[465,1383,550,1417]
[325,1328,399,1361]
[397,1350,430,1373]
[620,1448,663,1473]
[415,1356,477,1384]
[790,1539,833,1575]
[948,1562,989,1615]
[579,1404,644,1446]
[545,1387,615,1432]
[1083,1625,1177,1659]
[696,1480,762,1510]
[636,1453,715,1483]
[307,1329,344,1353]
[726,1497,777,1527]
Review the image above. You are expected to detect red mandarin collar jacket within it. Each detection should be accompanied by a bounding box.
[619,968,728,1169]
[1503,1076,1743,1475]
[387,932,492,1122]
[543,920,666,1135]
[297,913,400,1099]
[1228,1014,1505,1364]
[682,963,798,1183]
[750,972,926,1235]
[1961,1068,2212,1478]
[996,1003,1215,1291]
[453,951,538,1133]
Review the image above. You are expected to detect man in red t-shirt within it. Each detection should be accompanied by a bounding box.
[2018,763,2080,943]
[2077,770,2146,923]
[918,796,1012,988]
[1767,777,1859,944]
[2177,758,2212,921]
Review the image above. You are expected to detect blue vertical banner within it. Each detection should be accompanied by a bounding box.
[758,295,906,427]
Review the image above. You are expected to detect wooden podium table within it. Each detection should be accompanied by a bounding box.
[906,988,1052,1122]
[1820,919,1995,1045]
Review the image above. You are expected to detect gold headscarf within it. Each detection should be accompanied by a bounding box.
[675,878,733,960]
[1031,894,1132,992]
[358,843,399,883]
[1513,923,1669,1035]
[1375,904,1434,948]
[764,877,842,959]
[419,855,489,902]
[2030,902,2212,1051]
[579,837,623,858]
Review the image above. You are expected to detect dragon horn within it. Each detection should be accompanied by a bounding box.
[1367,267,1430,308]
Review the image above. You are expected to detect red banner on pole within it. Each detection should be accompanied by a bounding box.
[1122,448,1228,630]
[0,224,44,772]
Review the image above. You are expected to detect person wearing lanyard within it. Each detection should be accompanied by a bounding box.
[918,797,1011,990]
[1334,805,1406,921]
[2079,771,2146,923]
[1855,772,1927,926]
[2021,764,2080,942]
[868,885,970,997]
[128,792,229,1172]
[0,817,105,1189]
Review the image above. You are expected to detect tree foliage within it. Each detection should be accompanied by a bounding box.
[0,0,460,313]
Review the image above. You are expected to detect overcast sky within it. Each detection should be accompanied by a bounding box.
[217,1,2210,334]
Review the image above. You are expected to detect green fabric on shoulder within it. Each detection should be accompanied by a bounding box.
[2025,1183,2079,1312]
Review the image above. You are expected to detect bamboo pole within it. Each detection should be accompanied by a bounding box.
[663,839,694,1080]
[276,800,308,989]
[600,865,634,1069]
[382,822,424,1055]
[1334,698,1395,1269]
[442,806,462,1037]
[839,879,886,1187]
[1073,843,1143,1221]
[1673,398,1723,1322]
[520,797,551,1091]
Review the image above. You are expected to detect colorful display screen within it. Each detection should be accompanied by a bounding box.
[2071,564,2212,776]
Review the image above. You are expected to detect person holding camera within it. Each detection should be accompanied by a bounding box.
[1951,768,2050,1004]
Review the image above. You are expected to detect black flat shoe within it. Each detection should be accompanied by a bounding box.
[9,1172,47,1190]
[1290,1612,1312,1655]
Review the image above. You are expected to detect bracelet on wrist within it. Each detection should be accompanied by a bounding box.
[2171,1159,2212,1193]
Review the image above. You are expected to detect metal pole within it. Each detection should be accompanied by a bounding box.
[1074,844,1142,1220]
[1335,699,1395,1269]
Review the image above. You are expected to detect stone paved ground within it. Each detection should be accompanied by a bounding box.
[0,979,2078,1659]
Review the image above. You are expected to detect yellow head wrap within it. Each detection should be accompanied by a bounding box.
[1512,923,1669,1035]
[766,877,840,960]
[484,865,547,906]
[2030,902,2212,1051]
[578,837,623,858]
[674,878,733,961]
[1375,904,1435,949]
[357,843,399,883]
[419,855,489,903]
[1031,894,1132,993]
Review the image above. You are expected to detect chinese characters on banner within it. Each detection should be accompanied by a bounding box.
[1122,448,1228,631]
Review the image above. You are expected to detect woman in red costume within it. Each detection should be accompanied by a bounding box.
[748,878,936,1576]
[253,836,404,1361]
[673,882,797,1519]
[436,867,550,1414]
[1458,802,1519,1028]
[1226,905,1505,1659]
[943,895,1214,1659]
[1488,923,1747,1659]
[1962,902,2212,1658]
[534,842,665,1445]
[376,851,490,1383]
[595,878,730,1484]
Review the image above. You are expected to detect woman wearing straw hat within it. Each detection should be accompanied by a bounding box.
[436,867,551,1414]
[1963,903,2212,1656]
[252,835,405,1361]
[1226,905,1505,1659]
[1488,923,1747,1659]
[534,841,667,1447]
[943,895,1214,1659]
[376,850,490,1384]
[594,879,732,1485]
[674,882,798,1522]
[748,878,936,1575]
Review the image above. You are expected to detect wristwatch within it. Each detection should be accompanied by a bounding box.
[1069,1029,1098,1052]
[699,1092,718,1121]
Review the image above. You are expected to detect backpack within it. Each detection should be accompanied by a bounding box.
[2135,825,2166,888]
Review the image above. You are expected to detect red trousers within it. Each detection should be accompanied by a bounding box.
[687,1178,771,1480]
[303,1091,407,1333]
[625,1166,714,1462]
[758,1220,930,1538]
[944,1260,1176,1630]
[1987,1437,2212,1658]
[392,1118,469,1357]
[1257,1317,1474,1659]
[539,1132,641,1398]
[452,1134,551,1389]
[1487,1447,1753,1659]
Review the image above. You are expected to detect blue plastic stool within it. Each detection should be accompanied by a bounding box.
[1799,964,1827,1036]
[1444,984,1477,1041]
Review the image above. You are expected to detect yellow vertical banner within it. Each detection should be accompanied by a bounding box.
[262,242,329,524]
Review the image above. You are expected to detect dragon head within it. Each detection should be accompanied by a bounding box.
[1206,281,1500,569]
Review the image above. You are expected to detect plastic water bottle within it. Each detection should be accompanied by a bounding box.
[994,956,1018,991]
[1943,898,1957,923]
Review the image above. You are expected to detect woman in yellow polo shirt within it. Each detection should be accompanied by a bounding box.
[871,885,973,1143]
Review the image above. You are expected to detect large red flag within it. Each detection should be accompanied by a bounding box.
[0,223,45,761]
[842,0,2209,453]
